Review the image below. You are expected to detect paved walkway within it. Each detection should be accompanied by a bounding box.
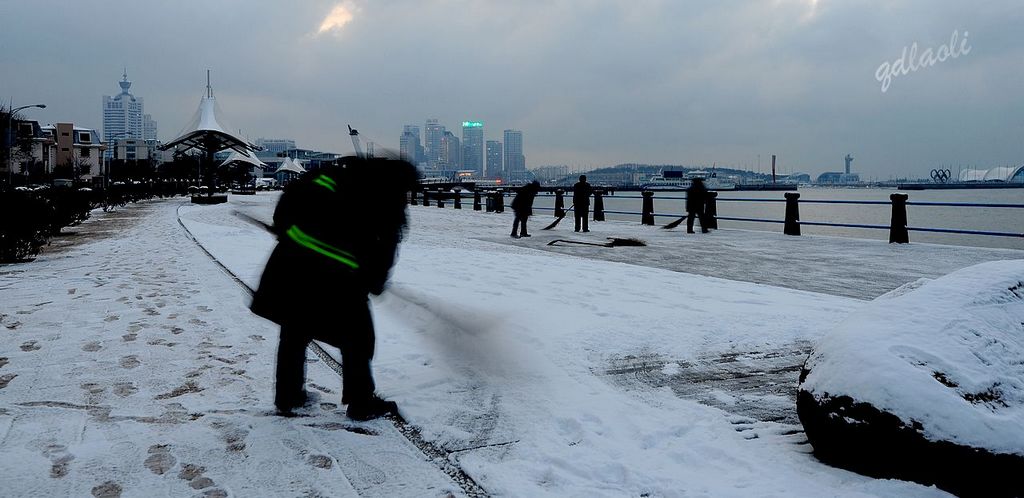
[0,199,462,497]
[472,211,1023,300]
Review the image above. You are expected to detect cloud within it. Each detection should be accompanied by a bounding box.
[316,2,357,36]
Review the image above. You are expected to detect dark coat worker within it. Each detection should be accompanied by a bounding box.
[250,156,418,420]
[510,180,541,238]
[685,177,711,234]
[572,175,593,232]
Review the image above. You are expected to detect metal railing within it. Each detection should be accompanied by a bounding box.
[410,186,1024,243]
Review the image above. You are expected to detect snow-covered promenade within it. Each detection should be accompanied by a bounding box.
[2,194,1019,497]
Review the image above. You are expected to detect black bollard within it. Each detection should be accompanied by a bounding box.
[783,192,800,236]
[437,191,444,208]
[641,191,655,225]
[593,190,605,221]
[485,192,494,212]
[494,191,504,213]
[706,191,719,230]
[889,193,909,244]
[422,190,430,206]
[473,191,482,211]
[410,189,418,206]
[555,189,565,218]
[454,190,462,209]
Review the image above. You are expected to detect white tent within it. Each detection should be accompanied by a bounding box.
[958,169,987,182]
[273,157,306,174]
[219,150,267,169]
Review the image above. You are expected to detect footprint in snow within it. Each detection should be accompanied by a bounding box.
[91,481,122,498]
[119,355,141,369]
[0,373,17,389]
[42,443,75,478]
[144,444,176,475]
[82,341,102,352]
[20,341,40,352]
[112,382,138,397]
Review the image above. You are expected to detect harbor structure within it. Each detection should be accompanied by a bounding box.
[254,138,296,156]
[816,154,860,184]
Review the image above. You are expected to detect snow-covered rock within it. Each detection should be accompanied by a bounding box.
[797,260,1024,497]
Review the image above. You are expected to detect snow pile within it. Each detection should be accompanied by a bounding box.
[798,259,1024,495]
[801,260,1024,453]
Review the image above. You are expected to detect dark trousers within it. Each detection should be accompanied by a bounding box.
[275,303,376,408]
[574,207,590,232]
[686,211,711,233]
[511,214,530,236]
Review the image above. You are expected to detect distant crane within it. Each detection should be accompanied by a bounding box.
[348,125,363,158]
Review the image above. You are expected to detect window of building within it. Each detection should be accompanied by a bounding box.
[81,148,91,158]
[79,132,92,143]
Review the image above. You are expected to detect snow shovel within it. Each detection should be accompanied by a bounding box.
[542,204,574,230]
[546,237,647,248]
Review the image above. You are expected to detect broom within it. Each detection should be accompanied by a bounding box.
[662,214,688,230]
[542,204,574,230]
[547,237,647,248]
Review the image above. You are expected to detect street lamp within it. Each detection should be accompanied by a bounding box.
[6,103,46,187]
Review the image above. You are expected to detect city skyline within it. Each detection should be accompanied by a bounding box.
[2,1,1022,178]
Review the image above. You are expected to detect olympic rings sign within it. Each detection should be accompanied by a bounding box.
[931,168,952,183]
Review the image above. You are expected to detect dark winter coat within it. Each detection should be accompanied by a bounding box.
[572,180,593,206]
[511,182,540,217]
[250,158,418,335]
[686,180,708,213]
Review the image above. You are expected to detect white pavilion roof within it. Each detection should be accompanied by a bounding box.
[161,95,259,155]
[220,150,267,169]
[273,157,306,174]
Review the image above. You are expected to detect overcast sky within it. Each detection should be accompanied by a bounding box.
[2,1,1021,178]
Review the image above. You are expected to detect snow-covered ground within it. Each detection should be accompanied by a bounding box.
[802,260,1024,455]
[3,193,994,496]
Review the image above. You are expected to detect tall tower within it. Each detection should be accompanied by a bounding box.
[424,119,444,167]
[844,154,854,174]
[486,140,503,178]
[503,129,524,180]
[102,70,150,157]
[399,128,420,163]
[461,121,484,177]
[401,124,423,164]
[440,131,461,168]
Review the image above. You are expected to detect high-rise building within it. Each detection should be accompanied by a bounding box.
[399,130,418,163]
[102,70,151,157]
[462,121,484,177]
[424,119,444,166]
[440,131,461,169]
[143,114,157,142]
[400,125,424,164]
[486,140,503,178]
[504,129,525,179]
